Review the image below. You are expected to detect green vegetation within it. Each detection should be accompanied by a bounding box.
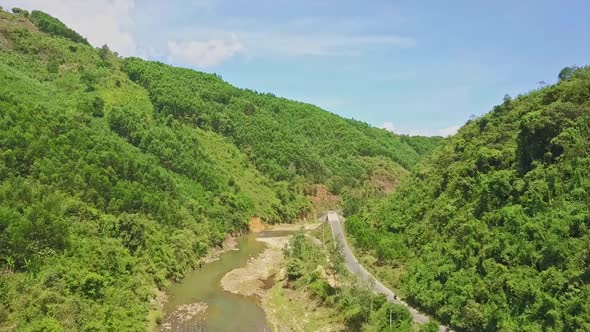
[10,8,29,17]
[265,280,347,332]
[347,66,590,331]
[0,10,438,331]
[29,10,90,45]
[122,58,436,206]
[0,10,270,331]
[284,229,438,332]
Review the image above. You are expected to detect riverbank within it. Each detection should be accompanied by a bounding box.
[153,231,271,331]
[147,233,241,330]
[219,222,346,332]
[220,235,289,297]
[220,222,323,298]
[152,220,328,332]
[220,222,323,299]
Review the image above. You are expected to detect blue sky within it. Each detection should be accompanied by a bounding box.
[5,0,590,135]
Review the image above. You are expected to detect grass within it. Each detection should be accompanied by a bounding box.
[264,279,345,332]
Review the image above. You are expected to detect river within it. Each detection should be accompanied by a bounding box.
[159,233,272,332]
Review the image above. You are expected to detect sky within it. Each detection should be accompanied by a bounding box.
[3,0,589,136]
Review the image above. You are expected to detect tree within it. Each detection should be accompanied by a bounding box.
[366,302,412,332]
[327,241,346,284]
[91,96,105,117]
[558,65,579,81]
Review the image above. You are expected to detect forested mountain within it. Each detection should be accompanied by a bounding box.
[0,9,438,330]
[347,66,590,331]
[121,58,441,209]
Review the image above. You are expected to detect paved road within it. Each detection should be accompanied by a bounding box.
[323,211,450,332]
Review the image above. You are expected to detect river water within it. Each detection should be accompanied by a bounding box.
[159,234,272,332]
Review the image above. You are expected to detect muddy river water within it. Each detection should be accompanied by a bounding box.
[159,231,289,332]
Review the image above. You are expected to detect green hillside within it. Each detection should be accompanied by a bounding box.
[121,58,441,207]
[0,9,439,331]
[347,66,590,331]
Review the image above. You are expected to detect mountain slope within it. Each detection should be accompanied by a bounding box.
[0,9,440,331]
[0,9,285,330]
[121,58,440,211]
[347,67,590,331]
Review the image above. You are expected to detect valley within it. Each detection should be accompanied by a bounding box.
[0,5,588,332]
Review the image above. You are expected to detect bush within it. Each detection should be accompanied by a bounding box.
[286,258,304,281]
[11,8,29,17]
[309,279,331,301]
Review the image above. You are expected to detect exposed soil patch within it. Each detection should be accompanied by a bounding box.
[307,185,341,214]
[367,167,407,194]
[261,273,276,290]
[249,216,266,233]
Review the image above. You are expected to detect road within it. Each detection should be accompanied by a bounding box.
[323,211,450,332]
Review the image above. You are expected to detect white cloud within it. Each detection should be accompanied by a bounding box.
[246,32,415,57]
[436,125,461,137]
[380,122,395,132]
[164,14,415,61]
[167,35,245,68]
[3,2,415,64]
[3,0,137,56]
[381,122,461,137]
[215,12,414,57]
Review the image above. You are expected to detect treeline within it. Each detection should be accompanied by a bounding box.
[0,9,439,331]
[347,66,590,331]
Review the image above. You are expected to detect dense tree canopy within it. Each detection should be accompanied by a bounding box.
[347,66,590,331]
[122,58,441,183]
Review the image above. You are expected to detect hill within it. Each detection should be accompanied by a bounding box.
[0,9,439,331]
[121,57,442,215]
[347,66,590,331]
